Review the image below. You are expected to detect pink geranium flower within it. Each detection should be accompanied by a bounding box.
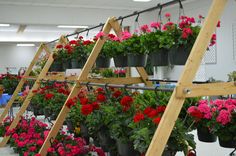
[150,22,161,30]
[216,109,231,125]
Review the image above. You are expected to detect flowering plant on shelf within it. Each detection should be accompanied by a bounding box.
[31,81,70,117]
[129,91,196,155]
[139,22,163,53]
[121,31,147,55]
[210,99,236,142]
[69,37,88,61]
[0,116,13,137]
[6,116,105,156]
[0,74,21,94]
[187,99,216,131]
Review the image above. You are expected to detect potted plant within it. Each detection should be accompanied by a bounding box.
[187,99,217,142]
[211,99,236,148]
[0,74,21,95]
[228,71,236,81]
[70,37,88,69]
[92,32,111,68]
[140,23,169,66]
[54,44,73,71]
[121,31,147,67]
[106,34,128,67]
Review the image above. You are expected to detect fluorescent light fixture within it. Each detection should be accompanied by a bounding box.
[17,43,35,47]
[57,25,88,29]
[0,24,10,27]
[133,0,151,2]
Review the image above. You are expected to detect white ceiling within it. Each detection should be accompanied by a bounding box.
[0,0,164,10]
[0,0,176,43]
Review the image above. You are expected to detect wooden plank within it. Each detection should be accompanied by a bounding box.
[176,82,236,98]
[85,77,143,84]
[0,44,44,123]
[146,0,228,156]
[38,17,114,156]
[136,67,152,87]
[0,44,54,147]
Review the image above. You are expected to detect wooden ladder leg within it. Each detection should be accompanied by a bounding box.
[0,45,54,147]
[0,44,44,123]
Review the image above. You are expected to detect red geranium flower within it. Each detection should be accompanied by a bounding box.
[112,90,122,98]
[133,112,145,123]
[69,40,77,45]
[156,106,166,113]
[56,44,63,49]
[147,109,158,118]
[120,96,133,107]
[92,102,100,110]
[64,44,73,54]
[144,107,152,115]
[66,99,76,108]
[80,97,89,105]
[97,94,106,102]
[45,93,54,100]
[153,117,161,125]
[81,104,93,115]
[96,88,105,94]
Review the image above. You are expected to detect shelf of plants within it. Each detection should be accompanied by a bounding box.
[0,0,235,156]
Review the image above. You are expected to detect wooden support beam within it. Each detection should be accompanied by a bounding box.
[0,44,44,123]
[146,0,228,156]
[176,82,236,98]
[136,67,152,87]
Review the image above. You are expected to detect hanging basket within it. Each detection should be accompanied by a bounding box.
[197,126,217,143]
[149,49,169,66]
[71,58,79,69]
[97,127,115,152]
[50,60,63,72]
[169,46,192,65]
[80,123,90,144]
[127,53,147,67]
[96,56,111,68]
[113,55,128,67]
[219,137,236,148]
[116,140,139,156]
[62,60,71,71]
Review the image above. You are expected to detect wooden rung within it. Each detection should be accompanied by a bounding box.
[176,82,236,98]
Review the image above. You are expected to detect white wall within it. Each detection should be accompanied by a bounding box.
[148,0,236,81]
[0,43,37,74]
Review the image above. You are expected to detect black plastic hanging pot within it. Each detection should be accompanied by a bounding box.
[127,53,147,67]
[197,126,217,143]
[116,140,139,156]
[96,56,110,68]
[149,48,169,66]
[71,58,79,69]
[113,55,128,67]
[169,46,192,65]
[219,137,236,148]
[62,60,71,71]
[50,60,63,72]
[97,127,116,152]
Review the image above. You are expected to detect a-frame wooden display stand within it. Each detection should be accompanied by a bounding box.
[37,17,152,156]
[0,36,68,146]
[146,0,231,156]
